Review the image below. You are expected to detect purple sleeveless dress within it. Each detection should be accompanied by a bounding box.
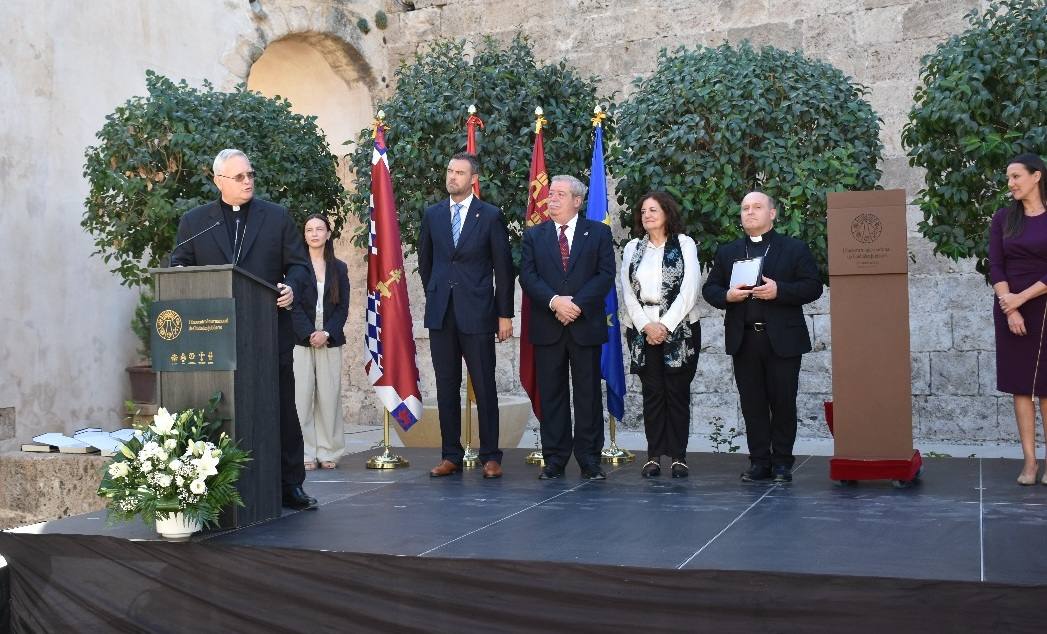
[989,208,1047,395]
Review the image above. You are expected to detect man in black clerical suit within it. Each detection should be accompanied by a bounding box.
[419,152,515,480]
[519,175,616,480]
[702,191,822,484]
[170,148,317,510]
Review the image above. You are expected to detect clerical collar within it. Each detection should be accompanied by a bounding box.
[746,229,773,243]
[220,198,252,214]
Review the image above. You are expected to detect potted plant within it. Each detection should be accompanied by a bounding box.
[126,289,156,403]
[97,393,250,540]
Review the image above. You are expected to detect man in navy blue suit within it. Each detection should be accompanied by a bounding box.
[519,175,616,480]
[419,153,515,479]
[170,149,317,510]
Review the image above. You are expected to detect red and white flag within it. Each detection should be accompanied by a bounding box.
[519,113,550,422]
[364,123,422,431]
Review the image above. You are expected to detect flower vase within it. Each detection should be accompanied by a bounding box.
[155,512,201,541]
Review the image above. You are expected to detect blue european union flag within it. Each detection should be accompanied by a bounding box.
[586,123,626,421]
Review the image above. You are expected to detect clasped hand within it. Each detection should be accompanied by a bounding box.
[551,295,582,325]
[643,322,669,345]
[998,292,1025,315]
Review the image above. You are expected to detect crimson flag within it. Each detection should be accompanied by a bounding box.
[519,117,550,421]
[364,124,422,431]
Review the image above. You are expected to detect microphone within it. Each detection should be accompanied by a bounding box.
[169,220,222,265]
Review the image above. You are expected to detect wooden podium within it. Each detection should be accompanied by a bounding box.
[150,265,282,526]
[826,191,922,485]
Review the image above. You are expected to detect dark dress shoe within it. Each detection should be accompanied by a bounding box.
[772,466,793,483]
[482,460,503,479]
[282,486,318,510]
[538,465,564,480]
[641,460,661,478]
[670,460,689,478]
[741,464,773,482]
[429,459,461,477]
[581,467,606,481]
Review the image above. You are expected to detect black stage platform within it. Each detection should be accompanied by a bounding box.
[1,449,1044,631]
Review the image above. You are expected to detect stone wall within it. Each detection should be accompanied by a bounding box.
[370,0,1013,443]
[1,0,1015,450]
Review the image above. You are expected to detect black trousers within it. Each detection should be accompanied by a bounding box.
[279,359,306,491]
[637,329,700,462]
[429,299,502,465]
[732,329,801,469]
[534,332,604,470]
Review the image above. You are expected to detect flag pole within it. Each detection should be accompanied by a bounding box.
[524,105,549,467]
[368,409,410,469]
[587,103,634,465]
[364,108,416,466]
[461,104,484,469]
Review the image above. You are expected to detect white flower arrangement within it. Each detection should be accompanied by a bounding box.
[98,395,250,527]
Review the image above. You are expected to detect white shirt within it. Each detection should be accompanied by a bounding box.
[619,234,701,333]
[314,280,325,331]
[449,194,474,234]
[554,214,579,250]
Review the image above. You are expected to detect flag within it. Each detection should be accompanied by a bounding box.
[586,117,626,421]
[520,112,550,422]
[364,122,422,431]
[466,106,484,198]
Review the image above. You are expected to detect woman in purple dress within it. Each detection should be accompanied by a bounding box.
[990,153,1047,486]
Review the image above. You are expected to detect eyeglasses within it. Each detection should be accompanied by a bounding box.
[217,171,257,183]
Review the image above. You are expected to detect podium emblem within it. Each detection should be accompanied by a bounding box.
[850,213,883,244]
[155,309,183,341]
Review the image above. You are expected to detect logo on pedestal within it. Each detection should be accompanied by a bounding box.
[850,213,883,243]
[155,309,183,341]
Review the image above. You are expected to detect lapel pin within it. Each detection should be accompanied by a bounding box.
[583,231,589,236]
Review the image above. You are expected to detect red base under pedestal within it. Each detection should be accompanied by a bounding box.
[830,450,922,482]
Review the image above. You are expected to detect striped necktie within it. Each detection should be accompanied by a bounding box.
[451,203,463,246]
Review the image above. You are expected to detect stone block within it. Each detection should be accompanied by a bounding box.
[908,303,952,351]
[978,351,1004,397]
[908,234,979,275]
[699,316,725,353]
[863,0,910,9]
[914,395,998,441]
[812,313,831,351]
[861,40,927,83]
[952,307,994,351]
[855,5,905,44]
[994,398,1018,443]
[799,350,832,393]
[902,0,979,41]
[797,392,833,438]
[691,390,742,444]
[929,351,979,395]
[717,0,772,27]
[0,452,107,522]
[804,286,830,316]
[726,21,803,51]
[395,6,442,43]
[911,352,930,395]
[694,352,738,394]
[0,407,13,441]
[802,12,856,52]
[879,157,925,196]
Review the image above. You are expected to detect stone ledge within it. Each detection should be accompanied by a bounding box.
[0,452,107,529]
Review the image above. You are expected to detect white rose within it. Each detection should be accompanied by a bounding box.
[189,479,207,495]
[169,459,183,472]
[164,439,177,450]
[108,462,130,479]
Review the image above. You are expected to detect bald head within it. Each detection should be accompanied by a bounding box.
[740,191,777,237]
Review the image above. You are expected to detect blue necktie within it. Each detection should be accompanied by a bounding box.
[451,203,463,246]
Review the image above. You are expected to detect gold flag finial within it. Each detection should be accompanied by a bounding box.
[591,104,607,127]
[371,109,389,138]
[534,106,548,135]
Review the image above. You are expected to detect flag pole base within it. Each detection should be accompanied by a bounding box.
[600,443,635,464]
[525,450,545,466]
[366,446,410,470]
[462,447,480,469]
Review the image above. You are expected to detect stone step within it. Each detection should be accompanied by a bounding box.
[0,452,107,528]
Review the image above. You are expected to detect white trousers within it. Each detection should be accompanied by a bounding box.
[292,344,345,462]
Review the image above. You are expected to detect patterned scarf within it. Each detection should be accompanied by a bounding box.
[626,234,695,372]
